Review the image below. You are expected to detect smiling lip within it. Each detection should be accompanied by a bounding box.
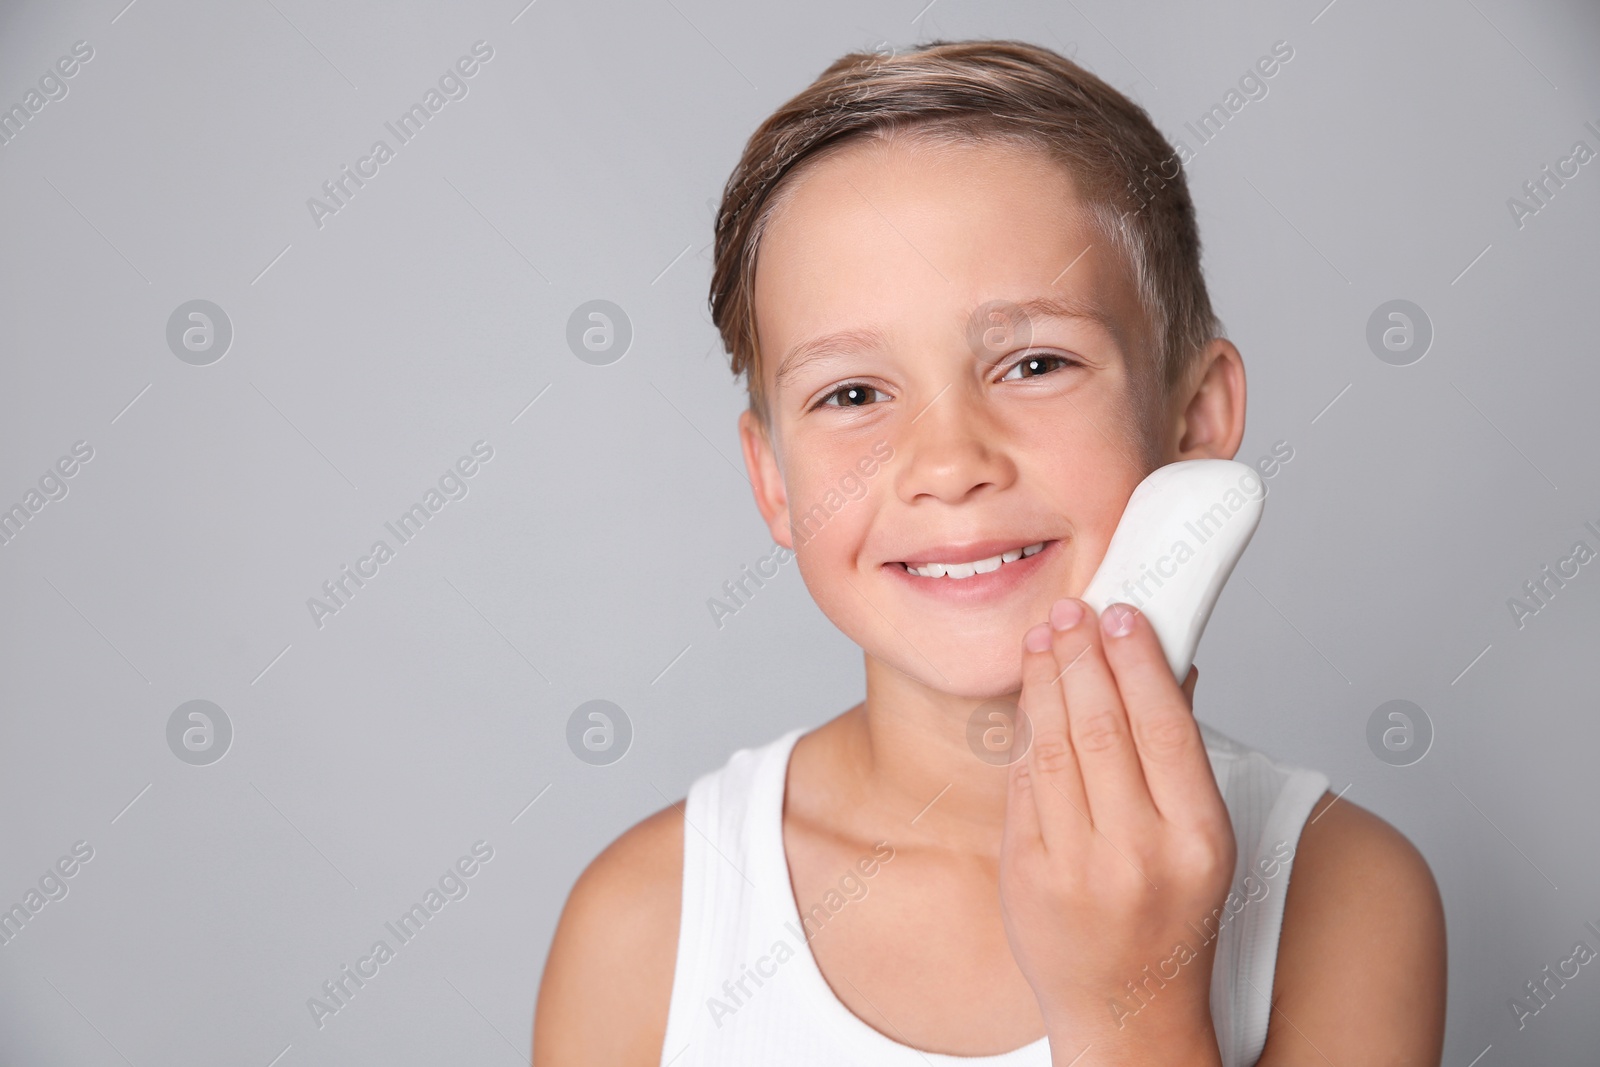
[895,538,1050,570]
[883,538,1059,602]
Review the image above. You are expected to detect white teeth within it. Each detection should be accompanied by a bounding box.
[906,542,1046,579]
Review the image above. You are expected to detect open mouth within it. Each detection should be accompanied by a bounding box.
[897,541,1049,580]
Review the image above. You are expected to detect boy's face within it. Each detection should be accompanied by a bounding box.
[742,135,1183,699]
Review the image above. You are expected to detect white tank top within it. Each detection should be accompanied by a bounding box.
[660,722,1330,1066]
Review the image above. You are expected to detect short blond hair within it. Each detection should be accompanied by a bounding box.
[707,38,1222,424]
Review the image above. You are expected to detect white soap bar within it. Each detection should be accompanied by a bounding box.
[1079,459,1265,682]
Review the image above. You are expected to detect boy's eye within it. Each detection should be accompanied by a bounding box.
[817,383,885,409]
[999,353,1076,381]
[810,355,1076,409]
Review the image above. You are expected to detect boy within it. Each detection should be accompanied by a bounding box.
[536,39,1445,1066]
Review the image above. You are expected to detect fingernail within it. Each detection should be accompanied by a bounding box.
[1024,623,1054,653]
[1049,598,1083,631]
[1102,603,1136,637]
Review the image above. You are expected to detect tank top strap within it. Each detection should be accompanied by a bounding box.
[1198,721,1331,1064]
[659,728,804,1064]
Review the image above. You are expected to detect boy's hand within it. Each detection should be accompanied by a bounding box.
[999,598,1234,1067]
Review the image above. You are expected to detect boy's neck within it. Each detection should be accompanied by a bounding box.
[827,654,1021,856]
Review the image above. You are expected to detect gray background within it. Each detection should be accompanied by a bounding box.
[1,0,1596,1063]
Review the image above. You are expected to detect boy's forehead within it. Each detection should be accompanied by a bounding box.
[753,137,1145,383]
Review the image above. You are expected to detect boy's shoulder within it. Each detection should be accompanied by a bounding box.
[562,799,686,925]
[533,727,800,1063]
[1261,790,1447,1062]
[1188,719,1446,1060]
[534,800,684,1066]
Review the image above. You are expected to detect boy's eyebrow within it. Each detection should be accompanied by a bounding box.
[1003,294,1120,341]
[774,326,889,390]
[773,293,1120,390]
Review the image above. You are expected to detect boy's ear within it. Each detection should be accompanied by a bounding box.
[1172,337,1247,462]
[738,408,794,549]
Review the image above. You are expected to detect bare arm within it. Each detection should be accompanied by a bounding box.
[533,803,684,1066]
[1258,791,1447,1066]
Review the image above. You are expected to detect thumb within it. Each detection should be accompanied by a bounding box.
[1181,664,1199,705]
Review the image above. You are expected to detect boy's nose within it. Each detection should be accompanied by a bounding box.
[891,387,1018,506]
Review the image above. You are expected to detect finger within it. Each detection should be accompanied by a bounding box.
[1047,598,1158,836]
[1002,743,1043,864]
[1182,665,1198,706]
[1018,621,1090,853]
[1099,604,1225,829]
